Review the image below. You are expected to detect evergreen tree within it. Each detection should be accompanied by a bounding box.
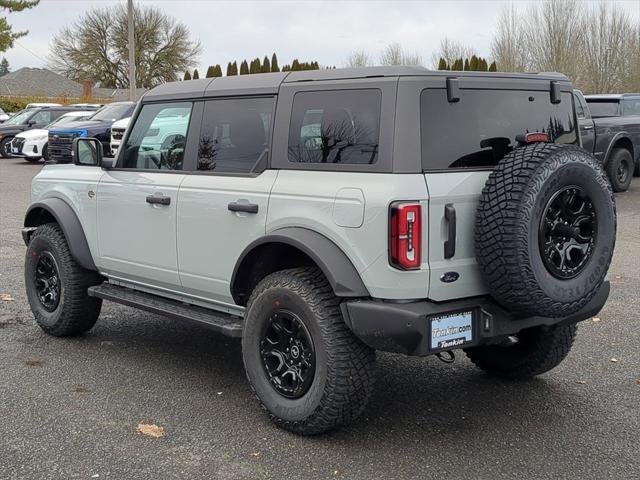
[261,55,270,73]
[249,58,260,74]
[469,55,479,71]
[226,62,233,76]
[183,70,191,80]
[0,57,9,76]
[437,57,448,70]
[231,61,238,75]
[193,68,200,79]
[479,58,488,71]
[271,53,279,72]
[452,58,463,70]
[240,60,249,75]
[463,58,470,71]
[291,59,300,71]
[489,61,497,72]
[206,65,215,78]
[281,64,290,72]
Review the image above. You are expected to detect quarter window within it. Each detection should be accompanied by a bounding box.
[197,97,274,174]
[623,98,640,116]
[288,89,381,164]
[121,102,192,170]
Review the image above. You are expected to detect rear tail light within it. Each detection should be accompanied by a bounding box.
[389,202,422,270]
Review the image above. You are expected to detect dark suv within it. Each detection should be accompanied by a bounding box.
[0,106,97,158]
[47,101,135,163]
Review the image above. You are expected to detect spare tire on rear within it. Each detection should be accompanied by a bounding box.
[475,143,616,318]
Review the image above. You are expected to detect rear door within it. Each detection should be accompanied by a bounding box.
[176,96,277,308]
[419,80,578,301]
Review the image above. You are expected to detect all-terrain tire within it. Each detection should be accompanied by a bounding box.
[42,144,49,163]
[242,267,376,435]
[0,136,13,158]
[476,143,616,318]
[25,223,102,336]
[465,324,577,379]
[606,148,633,192]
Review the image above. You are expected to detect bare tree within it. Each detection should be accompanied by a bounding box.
[380,42,422,66]
[430,37,476,69]
[344,50,373,68]
[49,4,201,88]
[491,3,529,72]
[522,0,584,84]
[580,3,635,93]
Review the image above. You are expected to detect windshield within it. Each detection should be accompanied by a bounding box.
[90,103,133,122]
[586,100,620,117]
[4,109,34,125]
[45,114,89,129]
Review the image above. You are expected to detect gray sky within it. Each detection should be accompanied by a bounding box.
[4,0,640,72]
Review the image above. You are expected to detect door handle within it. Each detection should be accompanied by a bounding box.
[228,202,259,214]
[146,194,171,206]
[444,203,456,259]
[583,124,594,130]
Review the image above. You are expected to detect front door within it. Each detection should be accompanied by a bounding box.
[177,96,277,307]
[96,101,194,290]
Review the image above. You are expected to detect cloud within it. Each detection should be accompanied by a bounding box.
[3,0,639,72]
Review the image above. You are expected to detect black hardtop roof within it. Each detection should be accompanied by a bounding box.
[142,67,570,102]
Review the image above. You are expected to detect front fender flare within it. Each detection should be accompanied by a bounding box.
[603,132,632,166]
[24,198,97,271]
[231,227,369,302]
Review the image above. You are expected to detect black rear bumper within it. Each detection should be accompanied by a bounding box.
[340,281,609,356]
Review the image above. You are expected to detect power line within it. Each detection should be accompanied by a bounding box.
[13,39,48,65]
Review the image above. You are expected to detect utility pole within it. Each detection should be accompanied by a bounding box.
[128,0,136,101]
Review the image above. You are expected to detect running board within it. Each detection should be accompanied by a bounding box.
[88,283,243,338]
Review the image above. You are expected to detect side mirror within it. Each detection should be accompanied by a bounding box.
[72,137,102,166]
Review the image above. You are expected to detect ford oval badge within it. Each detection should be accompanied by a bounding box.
[440,271,460,283]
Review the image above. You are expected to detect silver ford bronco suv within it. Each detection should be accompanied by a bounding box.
[22,67,616,435]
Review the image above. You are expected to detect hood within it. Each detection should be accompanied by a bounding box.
[0,124,26,134]
[51,119,114,132]
[111,117,131,129]
[16,128,48,140]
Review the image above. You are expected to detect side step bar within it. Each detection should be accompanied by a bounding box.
[88,283,243,338]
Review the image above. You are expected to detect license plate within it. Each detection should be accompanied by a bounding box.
[430,311,474,350]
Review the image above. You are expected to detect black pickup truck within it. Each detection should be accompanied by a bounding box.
[573,90,640,192]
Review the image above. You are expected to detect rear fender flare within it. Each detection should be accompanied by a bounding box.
[231,227,369,303]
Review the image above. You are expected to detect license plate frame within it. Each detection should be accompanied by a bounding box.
[429,310,475,351]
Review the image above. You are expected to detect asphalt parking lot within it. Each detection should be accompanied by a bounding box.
[0,158,638,480]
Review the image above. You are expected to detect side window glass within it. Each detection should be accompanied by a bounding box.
[197,97,274,174]
[288,89,381,164]
[121,102,192,170]
[624,99,640,116]
[31,111,53,124]
[573,94,585,118]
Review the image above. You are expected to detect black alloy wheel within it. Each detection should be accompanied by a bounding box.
[260,309,316,399]
[34,251,61,312]
[539,186,597,280]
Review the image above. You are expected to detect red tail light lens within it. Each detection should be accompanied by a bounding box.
[389,202,422,270]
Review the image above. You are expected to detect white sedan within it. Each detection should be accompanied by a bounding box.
[11,110,94,162]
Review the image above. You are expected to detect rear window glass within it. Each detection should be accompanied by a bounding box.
[585,100,620,117]
[421,89,577,170]
[288,89,381,164]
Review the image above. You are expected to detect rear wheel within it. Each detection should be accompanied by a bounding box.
[0,136,13,158]
[42,144,49,163]
[25,223,102,336]
[242,267,376,435]
[465,324,577,379]
[633,158,640,178]
[606,148,633,192]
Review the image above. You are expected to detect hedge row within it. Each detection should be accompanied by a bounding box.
[0,96,112,113]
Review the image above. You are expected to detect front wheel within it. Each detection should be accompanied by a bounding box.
[25,223,103,336]
[242,268,376,435]
[606,148,633,192]
[464,324,577,379]
[0,136,13,158]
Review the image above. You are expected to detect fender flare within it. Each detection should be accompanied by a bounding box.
[603,132,633,166]
[231,227,369,302]
[24,198,97,271]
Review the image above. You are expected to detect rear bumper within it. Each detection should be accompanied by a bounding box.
[340,281,610,356]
